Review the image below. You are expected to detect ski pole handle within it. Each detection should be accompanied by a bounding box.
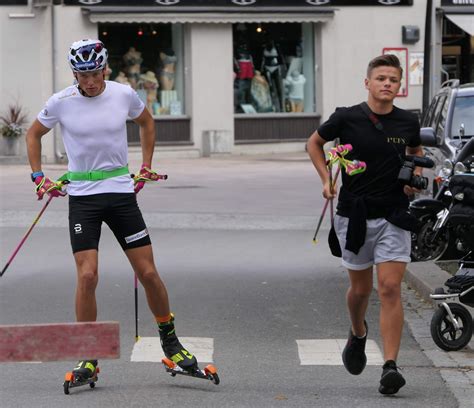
[130,173,168,180]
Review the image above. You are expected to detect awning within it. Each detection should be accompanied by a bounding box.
[445,13,474,36]
[82,6,335,24]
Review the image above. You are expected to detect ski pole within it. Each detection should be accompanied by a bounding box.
[312,166,340,244]
[1,195,53,277]
[1,180,68,278]
[329,163,335,227]
[134,272,140,342]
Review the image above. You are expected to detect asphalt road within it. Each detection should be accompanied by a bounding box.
[0,154,462,407]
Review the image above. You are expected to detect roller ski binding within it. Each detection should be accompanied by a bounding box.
[159,315,220,385]
[63,360,99,395]
[162,357,220,385]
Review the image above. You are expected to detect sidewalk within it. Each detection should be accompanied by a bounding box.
[404,261,474,408]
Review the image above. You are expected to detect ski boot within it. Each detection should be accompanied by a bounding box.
[63,360,99,395]
[159,315,220,385]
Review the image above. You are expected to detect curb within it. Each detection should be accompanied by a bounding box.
[0,155,29,165]
[404,261,453,306]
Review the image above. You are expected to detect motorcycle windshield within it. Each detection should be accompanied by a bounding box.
[451,96,474,139]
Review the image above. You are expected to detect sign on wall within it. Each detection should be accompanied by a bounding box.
[409,52,424,86]
[63,0,414,7]
[441,0,474,6]
[382,47,409,97]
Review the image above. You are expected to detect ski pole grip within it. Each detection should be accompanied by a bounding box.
[130,173,168,180]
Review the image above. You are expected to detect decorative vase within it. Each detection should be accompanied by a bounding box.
[0,136,21,156]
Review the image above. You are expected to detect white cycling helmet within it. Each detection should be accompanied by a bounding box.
[68,39,108,72]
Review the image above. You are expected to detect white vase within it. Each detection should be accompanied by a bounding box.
[0,136,21,156]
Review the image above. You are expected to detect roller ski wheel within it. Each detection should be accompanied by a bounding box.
[162,357,220,385]
[430,303,473,351]
[63,366,100,395]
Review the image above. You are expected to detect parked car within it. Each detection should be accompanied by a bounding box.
[420,80,474,196]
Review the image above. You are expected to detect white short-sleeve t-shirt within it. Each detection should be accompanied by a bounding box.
[38,81,145,196]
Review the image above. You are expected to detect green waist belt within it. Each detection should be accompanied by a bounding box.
[58,165,129,182]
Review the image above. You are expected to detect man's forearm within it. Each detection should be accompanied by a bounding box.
[140,126,155,166]
[307,133,330,184]
[26,132,43,172]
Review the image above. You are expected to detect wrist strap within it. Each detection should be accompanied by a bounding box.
[31,171,44,182]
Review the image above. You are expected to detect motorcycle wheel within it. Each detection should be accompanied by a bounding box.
[430,303,473,351]
[411,214,449,262]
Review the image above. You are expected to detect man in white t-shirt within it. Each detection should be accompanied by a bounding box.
[25,39,198,383]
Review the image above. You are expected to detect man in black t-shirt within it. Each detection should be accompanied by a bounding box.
[307,55,424,395]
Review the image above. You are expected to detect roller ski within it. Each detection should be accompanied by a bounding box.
[63,360,99,395]
[162,357,219,385]
[158,316,220,385]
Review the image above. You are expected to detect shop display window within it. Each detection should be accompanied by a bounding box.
[99,23,184,117]
[233,23,315,115]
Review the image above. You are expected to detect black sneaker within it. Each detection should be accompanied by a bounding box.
[342,320,368,375]
[159,315,198,371]
[379,360,406,395]
[72,360,98,381]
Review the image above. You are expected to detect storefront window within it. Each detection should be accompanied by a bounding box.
[99,23,184,117]
[233,23,315,115]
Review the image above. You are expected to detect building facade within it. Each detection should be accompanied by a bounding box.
[2,0,467,163]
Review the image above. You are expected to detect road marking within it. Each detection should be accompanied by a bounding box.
[131,337,214,363]
[296,339,384,366]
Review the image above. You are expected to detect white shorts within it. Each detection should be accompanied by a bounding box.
[334,215,411,271]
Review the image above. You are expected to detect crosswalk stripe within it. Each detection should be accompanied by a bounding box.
[130,337,214,363]
[296,339,384,366]
[130,337,384,366]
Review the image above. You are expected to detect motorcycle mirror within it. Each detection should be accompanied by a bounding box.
[459,123,465,140]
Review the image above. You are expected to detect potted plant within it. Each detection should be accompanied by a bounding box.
[0,103,28,156]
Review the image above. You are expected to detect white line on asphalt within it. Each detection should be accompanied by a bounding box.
[296,339,384,366]
[130,337,214,363]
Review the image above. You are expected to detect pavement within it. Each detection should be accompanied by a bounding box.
[0,151,473,407]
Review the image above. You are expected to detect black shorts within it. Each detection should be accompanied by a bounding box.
[69,193,151,254]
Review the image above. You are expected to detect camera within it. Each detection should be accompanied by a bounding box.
[398,155,434,190]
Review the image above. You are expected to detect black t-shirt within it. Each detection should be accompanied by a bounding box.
[317,104,421,214]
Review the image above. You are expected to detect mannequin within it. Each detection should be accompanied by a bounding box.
[114,71,131,86]
[236,44,254,80]
[262,40,284,112]
[159,49,177,91]
[284,69,306,113]
[139,71,159,113]
[104,66,113,81]
[122,47,143,89]
[250,70,273,113]
[287,44,303,82]
[234,43,254,107]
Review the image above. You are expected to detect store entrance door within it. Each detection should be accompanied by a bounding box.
[442,14,474,84]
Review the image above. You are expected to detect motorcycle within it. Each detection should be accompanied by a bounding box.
[410,137,474,262]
